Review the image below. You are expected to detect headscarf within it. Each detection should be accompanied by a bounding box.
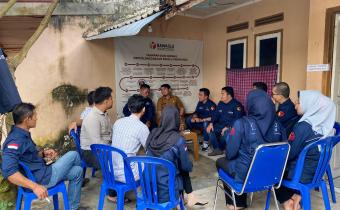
[298,90,336,136]
[246,89,276,136]
[146,105,181,157]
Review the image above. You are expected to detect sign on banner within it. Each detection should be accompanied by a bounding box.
[115,37,203,116]
[307,64,330,72]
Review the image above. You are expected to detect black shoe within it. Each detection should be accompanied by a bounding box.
[201,144,209,151]
[82,178,90,187]
[208,149,223,156]
[77,206,91,210]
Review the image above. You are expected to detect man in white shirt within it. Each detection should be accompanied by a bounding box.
[80,87,113,170]
[109,94,149,201]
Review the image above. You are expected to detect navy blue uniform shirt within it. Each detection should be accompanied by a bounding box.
[123,97,155,124]
[277,98,300,135]
[1,126,52,185]
[194,99,216,119]
[212,99,244,131]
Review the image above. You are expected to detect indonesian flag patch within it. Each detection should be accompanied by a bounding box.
[230,127,235,136]
[288,132,296,141]
[278,111,285,117]
[8,143,19,150]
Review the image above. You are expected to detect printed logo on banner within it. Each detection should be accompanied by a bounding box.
[149,41,175,51]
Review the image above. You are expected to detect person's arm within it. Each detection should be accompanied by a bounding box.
[156,99,162,125]
[287,124,309,161]
[232,104,244,124]
[177,138,193,172]
[139,126,150,149]
[8,172,48,199]
[225,120,243,160]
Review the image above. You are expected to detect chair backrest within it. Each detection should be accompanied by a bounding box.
[290,137,334,185]
[334,122,340,136]
[124,156,177,206]
[90,144,131,187]
[241,142,290,193]
[18,161,36,182]
[70,129,83,159]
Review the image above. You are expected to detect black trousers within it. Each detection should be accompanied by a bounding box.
[216,157,247,208]
[181,171,193,194]
[83,150,101,170]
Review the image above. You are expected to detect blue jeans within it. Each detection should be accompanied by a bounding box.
[208,129,227,150]
[45,151,83,210]
[185,116,209,142]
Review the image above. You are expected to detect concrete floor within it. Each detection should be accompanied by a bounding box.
[30,139,340,210]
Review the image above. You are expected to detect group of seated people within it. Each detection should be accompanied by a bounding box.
[1,80,337,210]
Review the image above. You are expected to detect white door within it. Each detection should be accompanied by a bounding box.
[330,13,340,179]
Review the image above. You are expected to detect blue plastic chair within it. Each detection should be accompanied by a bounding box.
[282,137,338,210]
[16,161,70,210]
[213,142,290,210]
[326,122,340,203]
[70,129,96,178]
[124,156,185,210]
[91,144,136,210]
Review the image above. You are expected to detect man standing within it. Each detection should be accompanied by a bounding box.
[109,94,150,201]
[272,82,300,136]
[2,103,89,210]
[123,84,156,130]
[157,84,185,130]
[206,86,244,156]
[186,88,216,151]
[80,86,113,170]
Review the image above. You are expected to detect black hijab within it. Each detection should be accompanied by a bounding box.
[146,106,181,157]
[246,89,276,136]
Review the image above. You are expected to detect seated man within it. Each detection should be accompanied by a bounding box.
[157,84,185,130]
[80,86,113,170]
[186,88,216,151]
[1,103,89,210]
[123,84,156,130]
[110,94,150,201]
[253,81,268,93]
[272,82,300,136]
[206,86,244,156]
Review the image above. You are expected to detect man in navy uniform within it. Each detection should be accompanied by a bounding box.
[206,86,244,156]
[1,103,89,210]
[123,83,156,130]
[271,82,300,136]
[186,88,216,151]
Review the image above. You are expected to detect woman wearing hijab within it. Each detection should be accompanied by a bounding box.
[216,89,286,210]
[146,105,207,206]
[275,90,336,210]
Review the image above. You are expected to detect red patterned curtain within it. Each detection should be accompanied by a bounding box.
[226,65,278,107]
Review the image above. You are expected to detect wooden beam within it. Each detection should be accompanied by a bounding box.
[165,0,205,20]
[0,0,17,18]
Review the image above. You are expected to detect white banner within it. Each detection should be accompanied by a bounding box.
[115,36,203,116]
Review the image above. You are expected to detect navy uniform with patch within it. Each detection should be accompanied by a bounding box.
[186,99,216,142]
[1,126,52,185]
[123,97,156,130]
[209,98,245,151]
[277,98,300,136]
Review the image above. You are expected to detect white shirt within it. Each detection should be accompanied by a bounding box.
[80,107,92,120]
[111,114,149,182]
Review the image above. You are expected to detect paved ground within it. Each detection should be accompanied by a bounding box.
[29,138,340,210]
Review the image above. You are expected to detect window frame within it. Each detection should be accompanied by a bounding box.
[227,37,248,69]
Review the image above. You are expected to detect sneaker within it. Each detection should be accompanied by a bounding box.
[201,143,209,151]
[208,149,223,156]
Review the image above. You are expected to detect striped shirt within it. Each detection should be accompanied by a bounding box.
[111,114,149,182]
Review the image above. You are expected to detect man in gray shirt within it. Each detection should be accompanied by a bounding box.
[80,87,113,169]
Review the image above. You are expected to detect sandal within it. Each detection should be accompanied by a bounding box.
[107,196,131,204]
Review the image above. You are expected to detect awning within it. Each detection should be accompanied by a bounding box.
[85,10,165,40]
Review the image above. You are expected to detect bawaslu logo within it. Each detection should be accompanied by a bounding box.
[149,41,174,51]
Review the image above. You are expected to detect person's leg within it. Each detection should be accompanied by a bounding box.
[275,186,296,206]
[202,122,210,142]
[218,132,228,151]
[208,131,223,156]
[83,150,100,170]
[181,171,193,194]
[65,166,83,210]
[186,116,193,130]
[216,157,247,208]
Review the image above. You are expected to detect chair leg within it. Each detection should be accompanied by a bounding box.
[326,165,337,203]
[271,187,280,210]
[321,181,332,210]
[249,192,254,207]
[179,195,185,210]
[15,190,23,210]
[53,194,59,210]
[91,168,96,177]
[23,197,32,210]
[265,190,271,210]
[82,167,87,178]
[98,186,106,210]
[301,188,311,210]
[62,186,70,210]
[116,190,125,210]
[231,189,237,210]
[213,179,220,210]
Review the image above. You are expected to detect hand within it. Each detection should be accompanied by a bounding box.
[146,121,151,128]
[179,124,185,131]
[191,117,198,123]
[206,123,213,133]
[221,127,228,135]
[32,184,48,200]
[68,121,77,133]
[43,149,58,159]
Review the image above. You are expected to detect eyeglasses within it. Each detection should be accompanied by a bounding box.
[271,93,280,96]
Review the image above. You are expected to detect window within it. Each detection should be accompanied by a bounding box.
[227,38,247,69]
[255,32,281,66]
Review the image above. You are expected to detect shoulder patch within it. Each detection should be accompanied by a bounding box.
[288,132,295,141]
[211,106,215,111]
[230,127,235,136]
[7,143,19,150]
[278,111,285,117]
[236,106,242,112]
